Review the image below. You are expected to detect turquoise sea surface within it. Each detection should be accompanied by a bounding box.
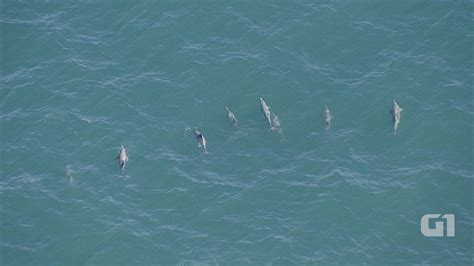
[1,1,473,265]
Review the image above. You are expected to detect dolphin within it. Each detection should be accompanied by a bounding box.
[390,100,403,132]
[323,104,332,130]
[225,106,237,124]
[194,128,207,153]
[260,97,272,128]
[116,144,129,173]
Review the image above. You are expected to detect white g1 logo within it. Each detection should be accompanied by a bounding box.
[421,214,455,237]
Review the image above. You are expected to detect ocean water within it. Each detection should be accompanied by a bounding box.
[1,1,473,265]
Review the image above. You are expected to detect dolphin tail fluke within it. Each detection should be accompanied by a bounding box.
[119,161,125,173]
[270,127,281,132]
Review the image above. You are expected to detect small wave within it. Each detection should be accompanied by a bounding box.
[173,167,251,189]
